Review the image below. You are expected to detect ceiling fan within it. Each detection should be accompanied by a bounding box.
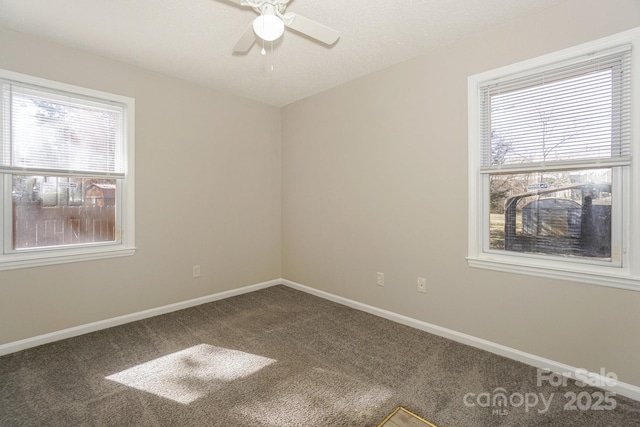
[219,0,340,53]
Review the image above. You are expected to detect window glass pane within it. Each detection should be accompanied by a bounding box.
[489,169,611,260]
[12,176,117,249]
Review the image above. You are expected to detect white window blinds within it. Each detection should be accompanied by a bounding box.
[479,45,631,173]
[1,81,125,178]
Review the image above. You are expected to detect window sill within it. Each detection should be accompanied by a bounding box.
[467,255,640,292]
[0,246,136,271]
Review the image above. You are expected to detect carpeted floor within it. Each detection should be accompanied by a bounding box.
[1,285,639,426]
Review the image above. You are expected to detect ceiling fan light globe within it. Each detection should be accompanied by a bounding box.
[253,14,285,42]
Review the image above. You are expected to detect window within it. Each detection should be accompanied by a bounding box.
[0,70,135,270]
[468,28,640,290]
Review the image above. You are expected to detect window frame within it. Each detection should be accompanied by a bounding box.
[0,69,135,271]
[467,28,640,291]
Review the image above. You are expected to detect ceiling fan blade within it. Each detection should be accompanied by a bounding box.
[284,13,339,45]
[233,22,256,53]
[221,0,245,5]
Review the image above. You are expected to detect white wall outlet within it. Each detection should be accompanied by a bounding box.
[377,272,385,287]
[193,265,201,278]
[417,277,427,293]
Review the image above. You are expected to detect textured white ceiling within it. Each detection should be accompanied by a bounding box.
[0,0,566,106]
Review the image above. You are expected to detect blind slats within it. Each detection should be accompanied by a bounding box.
[0,82,125,178]
[479,46,632,173]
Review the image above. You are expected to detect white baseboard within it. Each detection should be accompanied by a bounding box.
[281,279,640,402]
[0,279,279,357]
[2,277,639,402]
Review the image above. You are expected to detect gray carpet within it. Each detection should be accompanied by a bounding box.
[1,285,639,426]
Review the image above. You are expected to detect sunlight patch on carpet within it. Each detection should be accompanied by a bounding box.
[106,344,276,404]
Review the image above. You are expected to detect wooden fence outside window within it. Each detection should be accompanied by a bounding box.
[12,203,116,249]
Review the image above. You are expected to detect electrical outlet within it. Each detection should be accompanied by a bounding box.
[377,272,384,287]
[193,265,201,278]
[417,277,426,293]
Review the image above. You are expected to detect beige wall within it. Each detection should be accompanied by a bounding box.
[2,0,640,390]
[0,27,282,343]
[282,0,640,386]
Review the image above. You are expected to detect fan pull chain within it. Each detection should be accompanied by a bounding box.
[260,39,274,71]
[260,11,266,56]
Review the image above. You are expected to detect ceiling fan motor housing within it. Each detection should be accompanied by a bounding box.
[227,0,339,53]
[253,5,285,42]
